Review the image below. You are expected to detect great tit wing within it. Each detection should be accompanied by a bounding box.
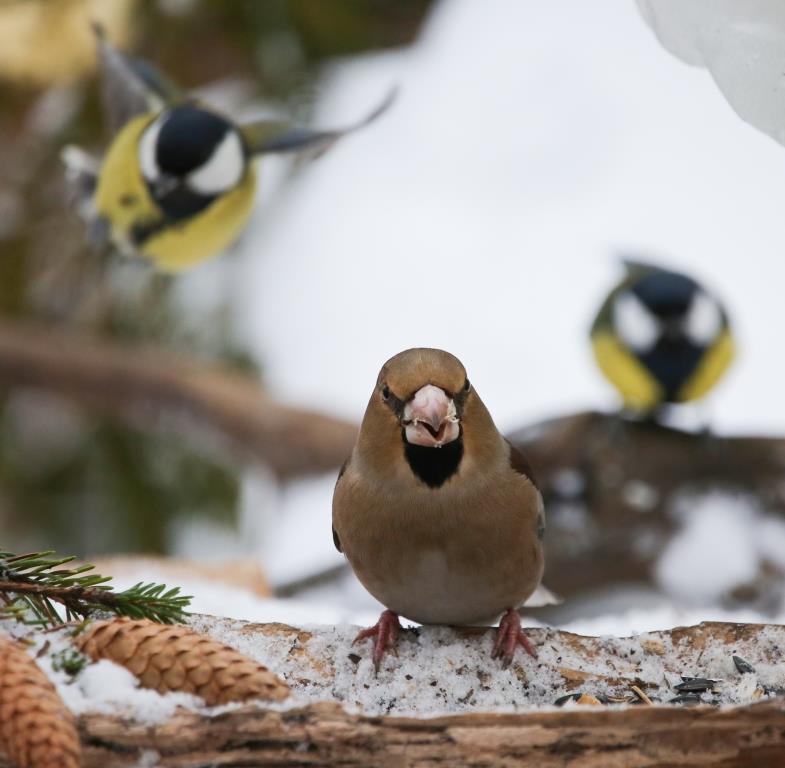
[93,23,181,134]
[59,146,114,250]
[241,86,397,157]
[61,145,99,200]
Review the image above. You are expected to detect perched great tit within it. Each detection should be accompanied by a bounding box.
[590,260,735,413]
[63,26,394,272]
[332,348,545,669]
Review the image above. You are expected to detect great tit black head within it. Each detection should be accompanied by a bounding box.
[138,103,247,218]
[613,271,722,351]
[609,267,728,402]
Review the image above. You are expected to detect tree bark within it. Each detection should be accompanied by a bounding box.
[60,698,785,767]
[0,322,357,478]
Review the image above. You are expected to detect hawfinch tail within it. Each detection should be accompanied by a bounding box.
[332,348,545,669]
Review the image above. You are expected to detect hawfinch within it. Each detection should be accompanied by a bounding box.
[332,348,545,669]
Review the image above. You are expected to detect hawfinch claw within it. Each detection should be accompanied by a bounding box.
[491,608,538,667]
[354,610,402,672]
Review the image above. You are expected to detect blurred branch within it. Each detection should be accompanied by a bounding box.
[512,411,785,492]
[0,322,357,479]
[273,563,347,599]
[510,411,785,609]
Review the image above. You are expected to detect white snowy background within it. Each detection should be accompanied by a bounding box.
[164,0,785,634]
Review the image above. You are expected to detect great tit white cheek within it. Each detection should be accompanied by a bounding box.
[685,291,722,347]
[186,130,245,196]
[138,117,164,182]
[613,292,660,353]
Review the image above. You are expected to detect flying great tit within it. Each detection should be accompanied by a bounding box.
[63,26,394,272]
[590,260,735,413]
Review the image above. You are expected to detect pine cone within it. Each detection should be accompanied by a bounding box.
[75,618,289,705]
[0,634,80,768]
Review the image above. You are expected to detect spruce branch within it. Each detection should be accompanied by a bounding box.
[0,550,191,626]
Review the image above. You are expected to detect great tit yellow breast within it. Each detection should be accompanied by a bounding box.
[95,113,158,244]
[590,330,663,410]
[679,329,735,402]
[136,167,256,272]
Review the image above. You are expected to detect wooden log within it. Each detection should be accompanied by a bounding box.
[2,617,784,767]
[63,698,785,767]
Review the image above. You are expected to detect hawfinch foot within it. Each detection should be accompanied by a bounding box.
[491,608,538,667]
[354,609,401,671]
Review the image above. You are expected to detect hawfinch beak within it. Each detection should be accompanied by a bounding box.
[402,384,460,448]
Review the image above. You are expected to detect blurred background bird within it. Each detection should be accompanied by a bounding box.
[63,26,394,272]
[332,348,545,668]
[590,260,735,417]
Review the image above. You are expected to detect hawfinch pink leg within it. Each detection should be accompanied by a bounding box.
[492,608,538,667]
[354,609,401,671]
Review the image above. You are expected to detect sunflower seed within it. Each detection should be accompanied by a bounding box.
[733,655,755,675]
